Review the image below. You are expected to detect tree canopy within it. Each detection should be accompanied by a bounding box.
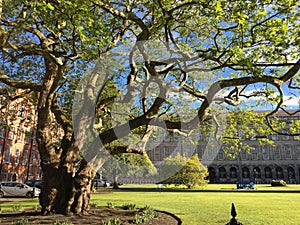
[159,153,208,188]
[0,0,299,215]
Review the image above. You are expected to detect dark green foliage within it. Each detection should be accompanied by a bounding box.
[160,154,208,188]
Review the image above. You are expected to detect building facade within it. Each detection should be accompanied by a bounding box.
[200,135,300,184]
[148,112,300,184]
[0,95,42,182]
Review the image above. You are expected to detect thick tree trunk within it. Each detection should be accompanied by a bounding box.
[39,159,95,215]
[36,57,97,215]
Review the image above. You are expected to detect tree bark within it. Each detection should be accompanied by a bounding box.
[36,57,96,215]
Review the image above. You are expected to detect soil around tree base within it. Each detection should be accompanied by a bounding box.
[0,207,181,225]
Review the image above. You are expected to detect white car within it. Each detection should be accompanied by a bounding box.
[0,181,40,198]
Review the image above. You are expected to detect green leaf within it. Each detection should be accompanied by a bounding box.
[46,3,55,11]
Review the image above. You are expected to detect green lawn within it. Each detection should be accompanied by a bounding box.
[117,183,300,191]
[1,184,300,225]
[90,188,300,225]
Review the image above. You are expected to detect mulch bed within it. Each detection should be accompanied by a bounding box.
[0,207,181,224]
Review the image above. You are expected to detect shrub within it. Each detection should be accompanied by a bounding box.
[107,202,114,208]
[121,203,136,210]
[90,202,98,208]
[13,218,30,225]
[101,218,121,225]
[134,205,157,224]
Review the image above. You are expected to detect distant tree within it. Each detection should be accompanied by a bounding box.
[158,153,188,184]
[160,154,208,189]
[102,153,157,189]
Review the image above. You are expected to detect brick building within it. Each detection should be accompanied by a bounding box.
[0,95,42,182]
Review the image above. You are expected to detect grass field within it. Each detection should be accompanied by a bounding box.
[90,184,300,225]
[1,184,300,225]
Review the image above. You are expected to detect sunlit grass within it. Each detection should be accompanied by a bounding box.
[91,190,300,225]
[1,184,300,225]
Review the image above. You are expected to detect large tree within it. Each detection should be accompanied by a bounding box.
[0,0,300,215]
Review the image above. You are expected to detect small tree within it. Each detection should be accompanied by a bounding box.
[160,154,208,189]
[102,153,157,188]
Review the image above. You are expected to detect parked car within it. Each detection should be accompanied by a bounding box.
[93,179,111,188]
[25,180,43,189]
[0,181,40,198]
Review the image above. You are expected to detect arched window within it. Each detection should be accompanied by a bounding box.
[276,167,283,179]
[287,167,295,179]
[12,173,17,181]
[265,167,272,179]
[219,167,227,178]
[242,167,250,178]
[253,167,261,178]
[208,167,216,181]
[230,167,237,178]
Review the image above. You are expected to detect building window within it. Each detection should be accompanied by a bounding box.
[0,127,4,137]
[265,167,272,179]
[276,167,284,179]
[10,104,17,117]
[32,132,36,145]
[240,149,247,160]
[2,170,8,181]
[17,128,23,142]
[8,127,14,140]
[164,146,171,158]
[30,150,35,165]
[281,133,290,141]
[273,146,281,160]
[287,167,295,179]
[15,148,20,165]
[25,135,31,144]
[230,167,237,178]
[242,167,250,178]
[154,148,161,161]
[295,146,300,159]
[218,150,225,160]
[37,153,41,166]
[22,148,28,165]
[21,173,26,183]
[208,167,216,181]
[26,111,31,121]
[219,167,227,178]
[207,149,215,160]
[164,132,171,142]
[262,147,270,160]
[5,145,11,163]
[253,167,261,178]
[18,103,25,118]
[251,146,259,160]
[270,134,278,140]
[284,145,292,159]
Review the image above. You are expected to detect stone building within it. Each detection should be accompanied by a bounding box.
[201,111,300,184]
[148,111,300,184]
